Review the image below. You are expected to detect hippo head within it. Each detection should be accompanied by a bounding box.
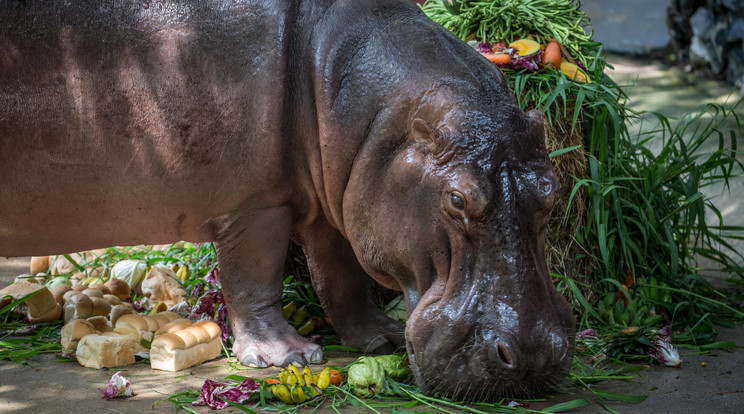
[342,90,575,400]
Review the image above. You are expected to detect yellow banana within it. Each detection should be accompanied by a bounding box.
[287,373,301,385]
[290,384,306,404]
[288,364,303,379]
[82,276,102,286]
[296,319,316,336]
[151,301,168,313]
[176,265,189,281]
[317,368,331,390]
[303,372,315,386]
[271,384,293,404]
[307,384,321,397]
[278,369,290,385]
[282,301,297,320]
[292,306,308,323]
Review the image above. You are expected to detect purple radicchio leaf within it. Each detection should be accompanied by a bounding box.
[169,300,193,314]
[216,303,231,341]
[132,296,149,312]
[503,48,543,71]
[192,378,260,410]
[477,42,492,54]
[577,328,597,340]
[656,326,673,340]
[98,371,134,400]
[205,267,220,286]
[649,326,682,367]
[189,282,205,299]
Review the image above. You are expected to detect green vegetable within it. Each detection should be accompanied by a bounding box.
[440,0,464,15]
[348,356,385,398]
[45,276,71,289]
[373,354,412,382]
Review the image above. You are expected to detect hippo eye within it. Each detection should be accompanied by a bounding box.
[450,193,465,210]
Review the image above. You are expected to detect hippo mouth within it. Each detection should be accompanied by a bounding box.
[402,278,575,401]
[405,331,573,401]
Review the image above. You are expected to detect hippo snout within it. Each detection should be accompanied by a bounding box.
[488,329,571,376]
[404,279,575,401]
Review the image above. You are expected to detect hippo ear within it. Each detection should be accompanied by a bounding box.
[411,118,444,154]
[527,109,545,135]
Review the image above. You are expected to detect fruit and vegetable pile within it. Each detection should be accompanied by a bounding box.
[423,0,594,82]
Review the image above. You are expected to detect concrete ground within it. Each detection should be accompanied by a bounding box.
[1,55,743,413]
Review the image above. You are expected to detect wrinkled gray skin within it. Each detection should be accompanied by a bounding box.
[0,0,574,399]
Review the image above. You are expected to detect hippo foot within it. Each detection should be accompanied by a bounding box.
[232,326,324,368]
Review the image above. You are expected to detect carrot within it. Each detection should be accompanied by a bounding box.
[617,284,630,307]
[542,39,562,69]
[482,53,511,65]
[265,378,281,385]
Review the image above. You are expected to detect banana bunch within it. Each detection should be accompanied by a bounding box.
[270,365,339,404]
[281,301,316,336]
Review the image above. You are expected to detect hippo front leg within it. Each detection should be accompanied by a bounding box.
[216,205,323,367]
[300,220,405,353]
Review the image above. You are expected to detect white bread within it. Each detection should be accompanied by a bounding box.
[63,290,114,322]
[0,281,62,323]
[60,319,98,350]
[114,312,182,352]
[154,318,194,336]
[102,294,122,306]
[150,320,222,371]
[86,283,111,295]
[140,266,188,308]
[28,303,63,323]
[109,303,133,326]
[50,250,106,277]
[82,288,103,298]
[104,278,131,301]
[49,284,72,306]
[29,256,51,274]
[76,332,136,369]
[87,315,112,333]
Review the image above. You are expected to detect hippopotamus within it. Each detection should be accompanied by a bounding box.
[0,0,574,399]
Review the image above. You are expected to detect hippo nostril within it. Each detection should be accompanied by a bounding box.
[496,341,514,367]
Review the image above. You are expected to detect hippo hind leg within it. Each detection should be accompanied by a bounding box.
[299,220,405,354]
[216,205,322,367]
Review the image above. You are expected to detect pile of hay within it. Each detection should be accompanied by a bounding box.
[542,112,594,305]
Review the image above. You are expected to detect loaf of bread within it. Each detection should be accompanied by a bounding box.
[76,332,137,369]
[0,281,62,323]
[86,315,112,333]
[60,319,98,350]
[114,311,183,353]
[109,303,133,326]
[140,266,188,308]
[150,320,222,372]
[103,278,131,301]
[49,284,72,306]
[29,256,51,274]
[154,318,194,336]
[62,291,112,322]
